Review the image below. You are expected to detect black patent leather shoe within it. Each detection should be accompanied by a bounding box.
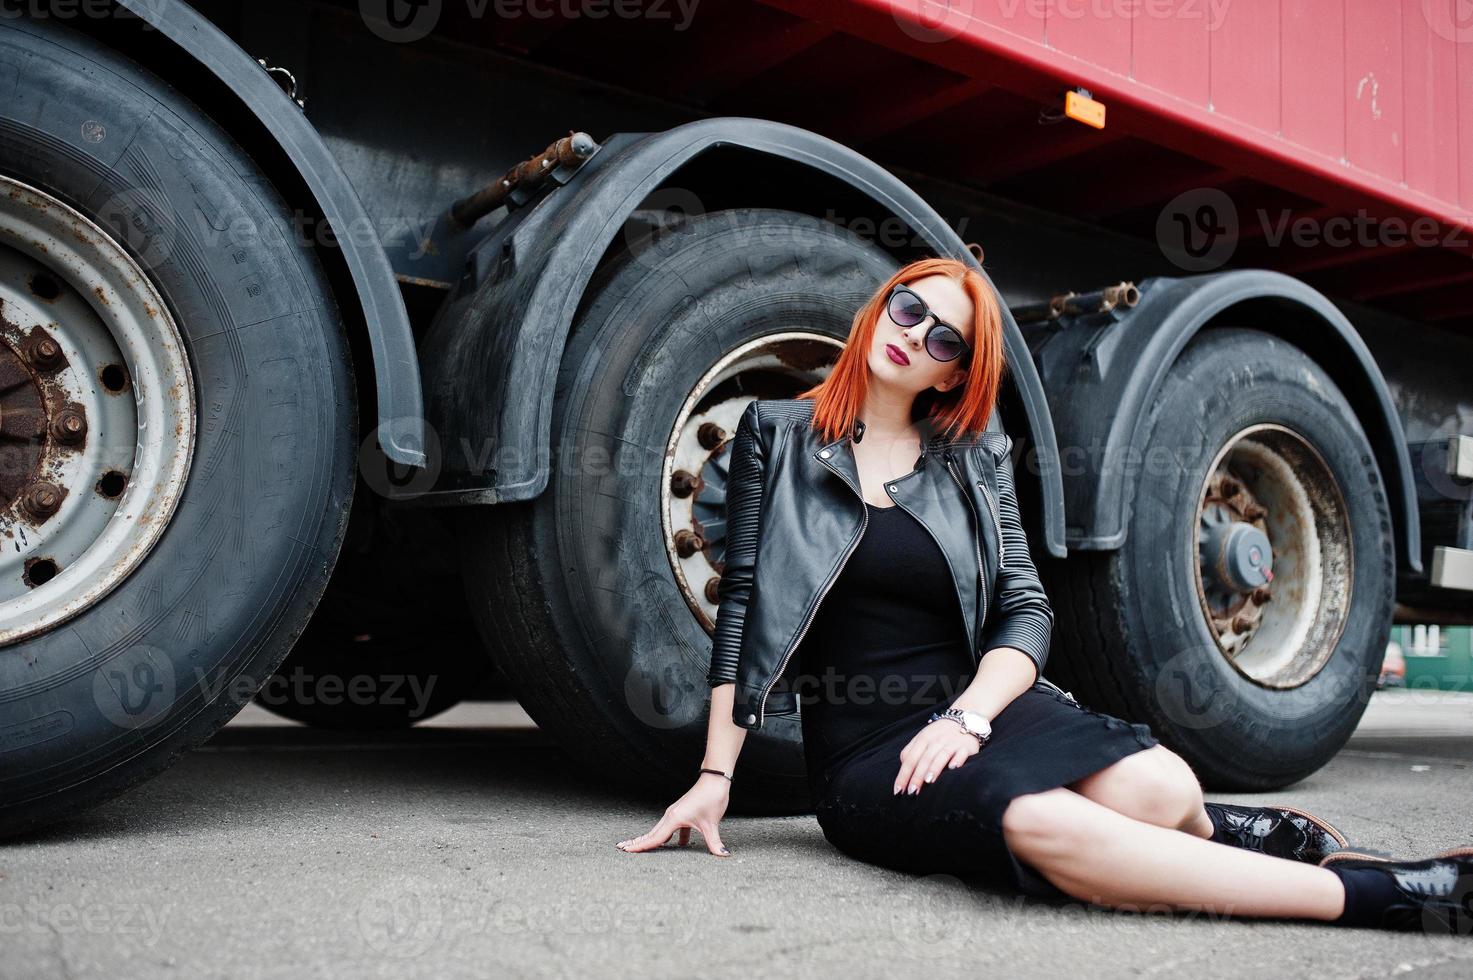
[1321,847,1473,933]
[1203,801,1348,864]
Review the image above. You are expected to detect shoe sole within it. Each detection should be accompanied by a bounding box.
[1263,803,1350,849]
[1320,845,1473,868]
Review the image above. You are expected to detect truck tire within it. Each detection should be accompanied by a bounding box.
[0,20,356,834]
[1043,327,1394,790]
[457,208,896,813]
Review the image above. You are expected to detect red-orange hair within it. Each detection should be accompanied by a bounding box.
[797,257,1008,444]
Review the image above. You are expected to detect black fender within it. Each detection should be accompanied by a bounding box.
[1031,268,1422,574]
[414,116,1069,559]
[106,0,425,465]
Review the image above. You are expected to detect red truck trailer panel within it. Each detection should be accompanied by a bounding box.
[753,0,1473,328]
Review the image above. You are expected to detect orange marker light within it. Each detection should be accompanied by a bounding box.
[1065,89,1106,129]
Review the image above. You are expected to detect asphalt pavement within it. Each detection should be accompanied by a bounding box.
[3,690,1472,979]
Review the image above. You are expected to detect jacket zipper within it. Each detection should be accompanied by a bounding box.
[944,453,988,645]
[978,480,1005,563]
[756,483,868,727]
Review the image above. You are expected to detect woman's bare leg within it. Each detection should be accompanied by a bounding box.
[1066,744,1215,839]
[1002,786,1345,919]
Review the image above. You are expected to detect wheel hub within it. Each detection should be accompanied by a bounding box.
[0,175,195,645]
[1192,424,1351,687]
[0,332,53,512]
[662,333,841,629]
[1200,512,1274,594]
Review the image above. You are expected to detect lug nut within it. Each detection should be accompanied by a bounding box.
[705,576,722,604]
[697,422,727,450]
[21,481,63,520]
[50,406,87,445]
[674,528,705,558]
[670,469,701,498]
[27,333,65,372]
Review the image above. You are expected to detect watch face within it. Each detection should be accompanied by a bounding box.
[961,711,990,735]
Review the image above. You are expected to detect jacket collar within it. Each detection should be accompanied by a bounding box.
[811,413,986,499]
[811,412,1004,469]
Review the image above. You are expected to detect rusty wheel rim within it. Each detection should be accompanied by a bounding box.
[0,176,195,644]
[661,332,841,631]
[1191,423,1352,688]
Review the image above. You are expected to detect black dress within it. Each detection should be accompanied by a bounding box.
[798,500,1160,899]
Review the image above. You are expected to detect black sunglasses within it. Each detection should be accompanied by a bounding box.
[885,284,972,363]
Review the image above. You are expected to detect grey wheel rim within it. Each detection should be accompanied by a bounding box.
[1192,423,1352,688]
[661,332,840,630]
[0,176,195,645]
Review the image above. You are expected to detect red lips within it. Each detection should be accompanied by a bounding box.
[885,344,911,366]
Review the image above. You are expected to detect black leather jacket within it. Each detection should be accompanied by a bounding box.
[706,397,1056,731]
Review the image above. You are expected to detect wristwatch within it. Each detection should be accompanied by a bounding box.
[929,707,991,746]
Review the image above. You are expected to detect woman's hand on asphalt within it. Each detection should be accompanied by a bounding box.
[894,720,981,795]
[615,772,732,856]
